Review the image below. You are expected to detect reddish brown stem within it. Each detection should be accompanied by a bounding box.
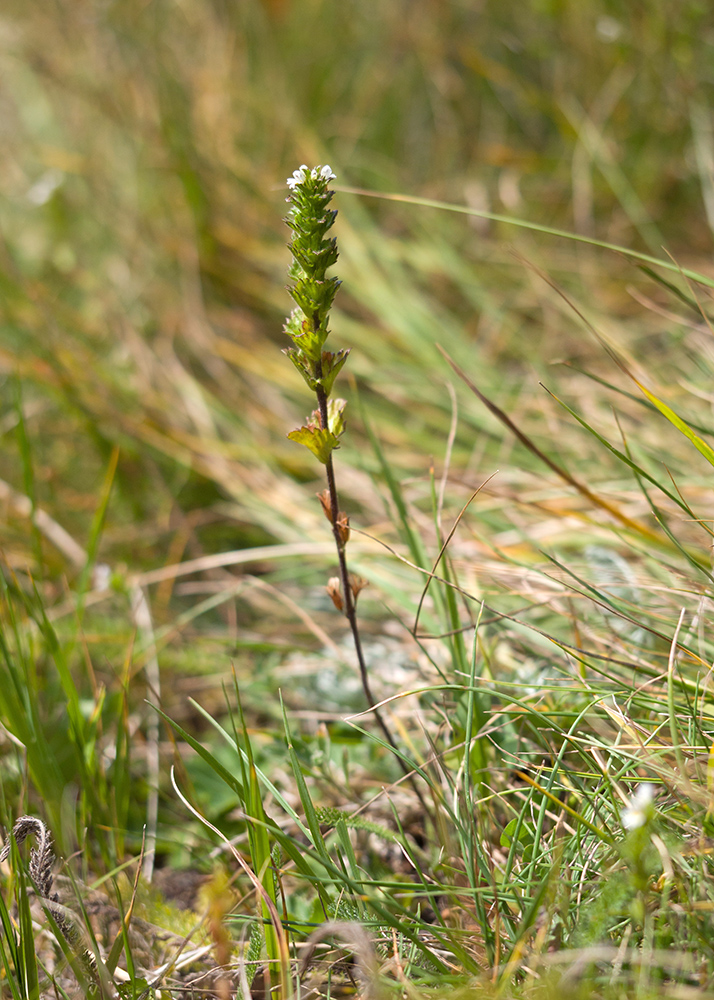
[314,373,429,813]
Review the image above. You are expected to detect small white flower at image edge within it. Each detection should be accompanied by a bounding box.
[622,782,655,830]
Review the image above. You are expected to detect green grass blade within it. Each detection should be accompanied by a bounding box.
[340,185,714,289]
[74,446,119,627]
[11,839,39,1000]
[12,378,43,578]
[633,377,714,467]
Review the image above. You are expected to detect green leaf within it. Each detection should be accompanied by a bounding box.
[500,818,534,850]
[287,424,340,464]
[317,349,350,396]
[283,347,318,391]
[326,396,347,436]
[282,307,327,362]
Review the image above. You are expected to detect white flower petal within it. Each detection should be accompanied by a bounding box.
[622,782,655,830]
[286,166,308,190]
[286,164,335,191]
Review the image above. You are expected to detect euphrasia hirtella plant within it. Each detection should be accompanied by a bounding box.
[283,164,366,614]
[283,167,426,797]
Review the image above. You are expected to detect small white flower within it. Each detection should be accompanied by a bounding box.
[286,165,309,190]
[27,168,64,206]
[622,782,655,830]
[596,15,623,42]
[92,563,112,591]
[286,164,336,190]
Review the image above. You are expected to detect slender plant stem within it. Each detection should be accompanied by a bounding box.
[313,384,382,716]
[314,379,430,813]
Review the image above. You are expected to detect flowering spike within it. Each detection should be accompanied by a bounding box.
[283,165,342,371]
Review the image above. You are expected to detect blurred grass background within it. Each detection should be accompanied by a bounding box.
[1,0,712,559]
[1,0,714,869]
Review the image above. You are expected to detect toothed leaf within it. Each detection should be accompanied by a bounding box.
[318,350,350,396]
[287,425,340,464]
